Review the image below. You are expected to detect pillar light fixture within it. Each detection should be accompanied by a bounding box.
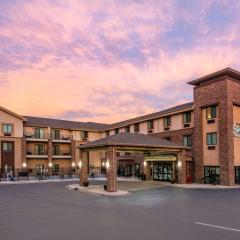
[22,162,27,168]
[72,162,76,167]
[48,162,53,167]
[144,161,147,167]
[102,162,105,167]
[177,161,182,168]
[106,161,110,169]
[79,161,82,168]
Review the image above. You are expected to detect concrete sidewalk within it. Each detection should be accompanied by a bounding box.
[172,183,240,189]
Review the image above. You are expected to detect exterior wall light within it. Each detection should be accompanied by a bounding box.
[72,162,76,167]
[48,162,53,167]
[106,161,110,169]
[79,161,82,168]
[102,162,105,167]
[22,162,27,168]
[177,161,182,168]
[144,161,147,167]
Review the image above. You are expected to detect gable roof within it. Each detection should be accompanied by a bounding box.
[188,67,240,86]
[0,106,25,121]
[102,102,193,131]
[80,132,186,149]
[23,116,109,131]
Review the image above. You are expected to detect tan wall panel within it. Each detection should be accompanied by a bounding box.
[233,105,240,166]
[202,108,219,165]
[27,159,49,169]
[89,151,101,167]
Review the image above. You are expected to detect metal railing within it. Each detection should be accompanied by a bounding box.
[26,150,48,155]
[51,134,72,140]
[52,150,71,156]
[0,168,80,181]
[24,132,49,139]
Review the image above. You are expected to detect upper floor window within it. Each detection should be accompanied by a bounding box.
[34,128,45,139]
[52,129,60,139]
[115,128,119,134]
[81,131,88,139]
[183,111,191,124]
[106,131,110,137]
[163,116,171,127]
[134,123,139,132]
[207,132,217,145]
[183,135,192,147]
[206,105,217,119]
[125,126,130,133]
[2,124,13,133]
[147,120,154,130]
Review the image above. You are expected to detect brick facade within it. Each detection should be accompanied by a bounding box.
[193,77,240,185]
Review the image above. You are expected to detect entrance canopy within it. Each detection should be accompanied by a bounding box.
[79,132,186,151]
[79,133,189,192]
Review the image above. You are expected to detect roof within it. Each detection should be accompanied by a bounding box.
[102,102,193,131]
[23,116,109,131]
[80,132,186,149]
[188,67,240,86]
[0,106,25,121]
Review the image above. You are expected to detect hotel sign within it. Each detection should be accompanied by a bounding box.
[145,155,177,162]
[233,123,240,137]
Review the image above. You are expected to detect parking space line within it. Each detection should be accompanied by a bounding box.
[194,222,240,232]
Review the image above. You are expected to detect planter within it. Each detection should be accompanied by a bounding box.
[83,181,89,187]
[104,184,107,191]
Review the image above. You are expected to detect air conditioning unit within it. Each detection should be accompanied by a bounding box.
[164,127,170,131]
[207,119,215,124]
[4,133,12,136]
[208,145,216,150]
[184,123,190,128]
[82,137,88,141]
[148,129,153,134]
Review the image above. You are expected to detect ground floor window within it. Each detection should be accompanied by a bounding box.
[204,166,220,184]
[235,167,240,184]
[153,162,173,181]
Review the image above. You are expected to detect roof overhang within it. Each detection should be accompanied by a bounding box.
[188,67,240,86]
[0,106,25,121]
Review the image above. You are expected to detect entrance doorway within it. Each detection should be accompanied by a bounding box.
[235,167,240,184]
[204,166,220,184]
[153,162,173,181]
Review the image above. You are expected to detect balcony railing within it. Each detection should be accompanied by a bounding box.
[52,150,71,156]
[24,132,49,139]
[26,150,48,155]
[51,134,72,141]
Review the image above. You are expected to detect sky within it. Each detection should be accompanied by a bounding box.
[1,0,240,123]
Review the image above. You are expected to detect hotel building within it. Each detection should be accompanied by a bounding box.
[1,68,240,186]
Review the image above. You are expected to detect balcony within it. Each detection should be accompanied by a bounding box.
[26,149,48,158]
[52,150,71,159]
[51,134,72,143]
[24,132,49,142]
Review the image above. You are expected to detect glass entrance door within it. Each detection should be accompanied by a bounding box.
[235,167,240,184]
[153,162,173,181]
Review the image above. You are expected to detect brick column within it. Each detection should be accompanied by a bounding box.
[71,140,76,165]
[48,139,52,166]
[22,138,27,168]
[80,151,88,186]
[177,149,187,184]
[106,146,117,192]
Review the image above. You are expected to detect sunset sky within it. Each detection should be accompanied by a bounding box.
[1,0,240,123]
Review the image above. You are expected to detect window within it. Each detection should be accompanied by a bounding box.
[206,105,217,119]
[204,166,220,184]
[2,142,13,151]
[147,120,154,130]
[115,128,119,134]
[52,129,60,139]
[183,111,191,124]
[35,144,45,155]
[207,132,217,145]
[183,135,192,147]
[106,131,110,137]
[2,124,13,133]
[163,116,171,127]
[53,144,60,155]
[81,131,88,139]
[34,128,45,139]
[53,164,59,173]
[134,123,139,132]
[125,126,130,133]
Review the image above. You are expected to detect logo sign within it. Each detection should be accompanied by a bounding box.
[233,123,240,137]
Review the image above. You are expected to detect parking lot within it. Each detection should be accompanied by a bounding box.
[0,181,239,240]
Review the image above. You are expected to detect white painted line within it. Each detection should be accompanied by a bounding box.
[195,222,240,232]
